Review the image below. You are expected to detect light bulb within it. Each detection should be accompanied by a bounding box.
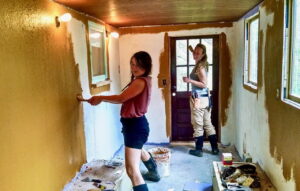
[58,13,72,22]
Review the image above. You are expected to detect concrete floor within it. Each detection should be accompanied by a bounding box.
[142,143,221,191]
[63,143,239,191]
[112,142,240,191]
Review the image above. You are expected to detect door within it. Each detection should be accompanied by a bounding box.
[171,36,219,141]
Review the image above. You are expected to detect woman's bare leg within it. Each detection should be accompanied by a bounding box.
[125,147,145,186]
[141,149,150,161]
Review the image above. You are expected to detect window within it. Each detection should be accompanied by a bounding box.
[88,21,109,86]
[244,13,260,89]
[282,0,300,106]
[175,38,214,92]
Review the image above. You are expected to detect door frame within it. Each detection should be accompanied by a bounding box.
[170,34,221,141]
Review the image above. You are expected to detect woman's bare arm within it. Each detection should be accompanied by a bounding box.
[87,79,146,105]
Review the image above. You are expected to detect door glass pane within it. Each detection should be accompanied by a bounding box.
[189,66,194,91]
[291,0,300,97]
[202,39,213,64]
[249,18,259,84]
[208,66,213,90]
[176,40,187,66]
[177,67,187,91]
[188,39,200,65]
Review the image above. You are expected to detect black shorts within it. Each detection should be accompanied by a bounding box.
[120,115,149,149]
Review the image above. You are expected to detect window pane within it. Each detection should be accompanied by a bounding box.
[89,28,105,77]
[290,0,300,97]
[177,67,187,91]
[249,18,259,84]
[202,39,213,64]
[176,40,187,66]
[188,39,200,65]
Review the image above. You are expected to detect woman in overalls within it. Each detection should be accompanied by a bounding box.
[183,43,219,157]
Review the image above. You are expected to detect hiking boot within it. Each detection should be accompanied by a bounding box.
[212,148,219,155]
[208,134,219,155]
[142,152,160,182]
[189,149,203,157]
[142,171,160,182]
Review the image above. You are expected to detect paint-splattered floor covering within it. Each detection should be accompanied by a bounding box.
[63,143,239,191]
[63,159,131,191]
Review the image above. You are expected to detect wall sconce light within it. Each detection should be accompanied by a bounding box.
[55,13,72,27]
[110,32,119,38]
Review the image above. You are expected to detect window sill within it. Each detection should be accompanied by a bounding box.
[243,82,258,93]
[91,80,112,88]
[282,98,300,110]
[90,80,111,95]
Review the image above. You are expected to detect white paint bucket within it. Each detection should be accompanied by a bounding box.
[148,147,171,177]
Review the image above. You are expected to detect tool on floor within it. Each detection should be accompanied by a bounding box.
[93,182,106,190]
[81,177,102,183]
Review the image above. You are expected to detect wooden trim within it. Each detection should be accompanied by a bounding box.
[287,0,293,99]
[171,34,220,40]
[119,23,233,35]
[91,84,110,95]
[243,12,259,92]
[243,83,258,93]
[86,21,111,95]
[170,38,176,141]
[290,95,300,103]
[247,14,259,86]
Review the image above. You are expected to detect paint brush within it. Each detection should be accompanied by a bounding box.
[77,94,89,102]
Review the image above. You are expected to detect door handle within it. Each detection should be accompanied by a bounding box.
[172,92,176,96]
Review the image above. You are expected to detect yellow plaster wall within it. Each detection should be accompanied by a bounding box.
[0,1,97,190]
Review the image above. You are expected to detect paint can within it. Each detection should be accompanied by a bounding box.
[222,153,233,166]
[148,147,171,177]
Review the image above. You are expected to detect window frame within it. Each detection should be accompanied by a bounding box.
[282,0,300,108]
[87,21,109,87]
[244,12,260,90]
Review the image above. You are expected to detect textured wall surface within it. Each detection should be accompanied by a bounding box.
[67,18,123,162]
[228,1,297,190]
[0,0,121,190]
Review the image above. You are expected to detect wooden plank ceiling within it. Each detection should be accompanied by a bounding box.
[55,0,263,27]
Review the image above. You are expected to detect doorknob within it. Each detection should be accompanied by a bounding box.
[172,92,176,96]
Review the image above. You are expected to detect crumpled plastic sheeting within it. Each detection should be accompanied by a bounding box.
[63,159,125,191]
